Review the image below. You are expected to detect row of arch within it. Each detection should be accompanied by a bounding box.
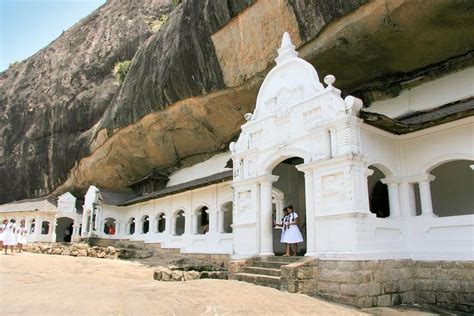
[367,159,473,218]
[103,202,233,236]
[0,218,52,235]
[1,217,78,243]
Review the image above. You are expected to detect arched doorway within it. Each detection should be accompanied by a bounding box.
[127,217,135,235]
[173,210,185,236]
[429,159,473,217]
[221,201,233,233]
[271,157,306,256]
[367,165,390,218]
[55,217,74,242]
[195,206,209,234]
[103,218,116,235]
[156,213,166,233]
[141,215,150,234]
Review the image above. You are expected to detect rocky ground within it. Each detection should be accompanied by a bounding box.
[26,242,119,259]
[0,252,438,315]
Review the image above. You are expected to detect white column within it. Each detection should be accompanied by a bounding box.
[275,201,283,225]
[418,175,436,217]
[408,183,417,216]
[88,210,94,237]
[399,182,415,217]
[35,216,41,242]
[303,169,317,257]
[381,178,401,217]
[364,168,374,212]
[208,208,217,235]
[51,218,57,242]
[184,212,192,236]
[259,175,278,256]
[72,222,79,242]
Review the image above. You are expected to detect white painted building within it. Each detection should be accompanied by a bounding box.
[79,33,473,262]
[0,192,82,243]
[1,33,469,261]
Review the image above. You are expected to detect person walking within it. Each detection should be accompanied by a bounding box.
[17,219,28,253]
[0,219,8,250]
[3,219,17,255]
[282,205,303,256]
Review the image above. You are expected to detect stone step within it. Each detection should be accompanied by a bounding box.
[251,260,287,269]
[118,248,154,259]
[255,256,303,263]
[234,273,281,289]
[242,266,282,277]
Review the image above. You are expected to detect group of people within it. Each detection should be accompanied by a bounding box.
[0,218,28,255]
[276,205,304,256]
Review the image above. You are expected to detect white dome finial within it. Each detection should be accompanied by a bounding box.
[281,32,292,47]
[275,32,298,65]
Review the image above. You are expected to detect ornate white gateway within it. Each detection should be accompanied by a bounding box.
[231,32,474,261]
[230,32,366,257]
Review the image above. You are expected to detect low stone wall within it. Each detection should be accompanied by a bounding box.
[26,242,119,260]
[280,258,318,294]
[413,261,473,312]
[153,266,228,282]
[85,238,229,267]
[228,257,473,312]
[181,253,229,269]
[316,259,415,308]
[315,259,473,312]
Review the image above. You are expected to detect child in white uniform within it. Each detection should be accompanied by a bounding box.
[0,219,8,249]
[4,219,17,255]
[280,208,289,243]
[282,205,303,256]
[17,219,27,253]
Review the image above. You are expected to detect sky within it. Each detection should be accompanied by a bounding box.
[0,0,106,72]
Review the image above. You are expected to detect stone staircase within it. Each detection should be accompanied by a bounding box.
[234,256,303,289]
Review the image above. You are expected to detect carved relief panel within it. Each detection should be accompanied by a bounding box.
[238,190,253,213]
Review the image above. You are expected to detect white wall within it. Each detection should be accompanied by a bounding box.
[95,182,234,254]
[167,152,231,186]
[365,67,474,118]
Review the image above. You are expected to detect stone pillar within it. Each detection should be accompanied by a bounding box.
[88,210,94,237]
[184,211,192,236]
[35,216,41,242]
[303,169,317,257]
[259,175,279,256]
[381,178,401,217]
[208,208,217,235]
[399,182,415,217]
[72,221,79,242]
[418,175,436,217]
[363,168,374,213]
[51,218,57,242]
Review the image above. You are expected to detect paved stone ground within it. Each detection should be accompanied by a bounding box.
[0,252,435,315]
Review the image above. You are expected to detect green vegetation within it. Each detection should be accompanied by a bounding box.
[148,15,168,33]
[113,60,132,84]
[9,61,20,68]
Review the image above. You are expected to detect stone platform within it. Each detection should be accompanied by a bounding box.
[229,257,474,312]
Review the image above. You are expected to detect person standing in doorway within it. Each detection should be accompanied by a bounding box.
[277,208,290,250]
[282,205,303,256]
[3,219,17,255]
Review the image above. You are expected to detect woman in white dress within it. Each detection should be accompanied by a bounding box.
[17,219,27,253]
[0,219,8,249]
[3,219,17,255]
[282,205,303,256]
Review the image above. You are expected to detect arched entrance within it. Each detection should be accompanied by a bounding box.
[55,217,74,242]
[271,157,307,256]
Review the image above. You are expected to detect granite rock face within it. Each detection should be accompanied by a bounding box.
[0,0,174,202]
[1,0,473,203]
